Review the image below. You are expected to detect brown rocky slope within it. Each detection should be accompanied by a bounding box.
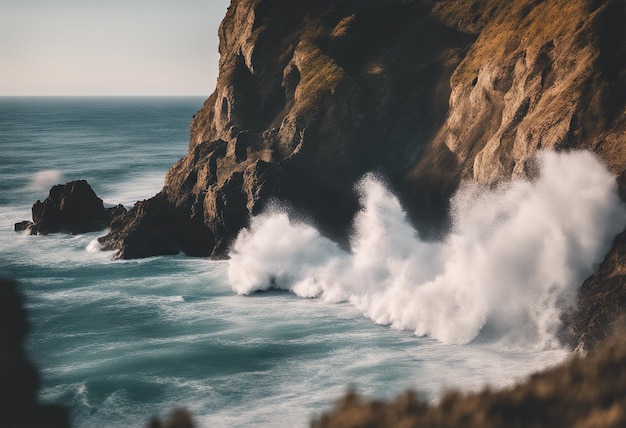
[99,0,625,351]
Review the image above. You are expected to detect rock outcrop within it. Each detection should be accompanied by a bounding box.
[98,0,626,348]
[97,190,213,259]
[0,279,69,428]
[15,180,125,236]
[100,0,625,259]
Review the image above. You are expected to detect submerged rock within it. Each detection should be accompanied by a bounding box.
[13,220,34,233]
[14,180,126,235]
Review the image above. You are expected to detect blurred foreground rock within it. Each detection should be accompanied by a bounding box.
[147,408,195,428]
[0,279,70,428]
[312,337,626,428]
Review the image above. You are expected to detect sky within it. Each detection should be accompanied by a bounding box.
[0,0,230,96]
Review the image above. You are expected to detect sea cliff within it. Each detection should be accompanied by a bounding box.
[99,0,626,351]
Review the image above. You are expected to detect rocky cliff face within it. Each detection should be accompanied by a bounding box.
[411,0,626,186]
[101,0,475,258]
[99,0,625,347]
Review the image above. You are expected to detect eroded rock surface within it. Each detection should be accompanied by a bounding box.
[101,0,625,261]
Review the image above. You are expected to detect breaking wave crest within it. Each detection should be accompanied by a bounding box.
[227,151,626,348]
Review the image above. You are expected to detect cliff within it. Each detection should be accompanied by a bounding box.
[99,0,626,349]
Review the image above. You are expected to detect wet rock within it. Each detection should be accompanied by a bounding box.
[98,191,214,259]
[13,220,34,234]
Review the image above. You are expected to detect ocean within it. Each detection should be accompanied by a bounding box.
[1,97,622,427]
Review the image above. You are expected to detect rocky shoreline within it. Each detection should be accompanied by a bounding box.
[8,0,626,425]
[16,0,626,354]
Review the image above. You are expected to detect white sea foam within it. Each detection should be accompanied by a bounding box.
[100,173,165,208]
[86,239,103,253]
[29,169,64,192]
[228,151,626,347]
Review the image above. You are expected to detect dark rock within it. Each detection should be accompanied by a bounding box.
[31,180,109,234]
[99,0,464,256]
[106,203,127,221]
[16,180,126,236]
[575,229,626,353]
[14,221,34,234]
[98,191,214,259]
[0,279,70,428]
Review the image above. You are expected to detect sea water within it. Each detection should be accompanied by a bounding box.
[1,97,623,427]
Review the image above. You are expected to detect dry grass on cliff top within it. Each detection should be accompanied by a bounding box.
[450,0,594,86]
[293,40,347,112]
[312,336,626,428]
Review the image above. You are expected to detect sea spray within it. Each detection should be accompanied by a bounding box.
[2,98,596,426]
[29,169,64,192]
[228,151,626,347]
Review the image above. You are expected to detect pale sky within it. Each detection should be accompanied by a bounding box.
[0,0,230,96]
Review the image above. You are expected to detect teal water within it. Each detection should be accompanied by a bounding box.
[0,97,570,427]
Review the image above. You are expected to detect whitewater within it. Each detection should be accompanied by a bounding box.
[1,98,624,427]
[230,151,626,349]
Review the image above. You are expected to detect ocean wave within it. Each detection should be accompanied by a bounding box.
[228,151,626,348]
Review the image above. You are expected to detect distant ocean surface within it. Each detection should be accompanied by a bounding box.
[0,97,577,427]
